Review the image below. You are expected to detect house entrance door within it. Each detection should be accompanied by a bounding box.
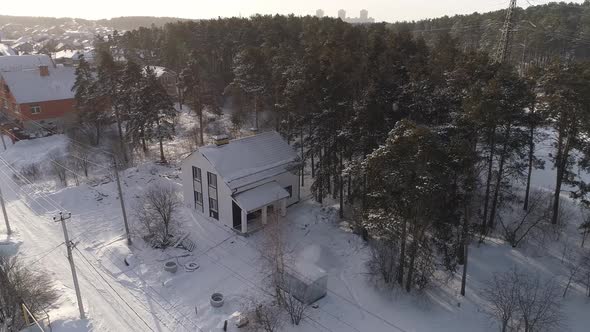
[232,201,242,230]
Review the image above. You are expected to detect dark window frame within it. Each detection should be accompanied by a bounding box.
[30,105,41,114]
[285,185,293,198]
[207,172,217,189]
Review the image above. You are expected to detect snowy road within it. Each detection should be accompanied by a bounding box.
[0,166,194,332]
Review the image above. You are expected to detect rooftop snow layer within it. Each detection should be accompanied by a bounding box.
[233,181,289,212]
[199,131,298,190]
[0,43,16,56]
[2,66,76,103]
[54,49,95,61]
[0,54,54,72]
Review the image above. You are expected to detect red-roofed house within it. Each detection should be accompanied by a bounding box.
[0,55,77,136]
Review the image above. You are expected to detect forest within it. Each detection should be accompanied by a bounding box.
[72,2,590,299]
[391,0,590,60]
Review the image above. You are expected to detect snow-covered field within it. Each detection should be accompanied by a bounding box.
[1,123,590,332]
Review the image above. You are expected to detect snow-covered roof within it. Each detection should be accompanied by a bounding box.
[234,181,289,212]
[54,49,94,61]
[0,54,54,72]
[1,66,76,103]
[0,43,16,56]
[198,131,299,191]
[290,261,328,283]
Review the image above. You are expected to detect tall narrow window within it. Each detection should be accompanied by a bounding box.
[207,172,219,220]
[192,166,203,212]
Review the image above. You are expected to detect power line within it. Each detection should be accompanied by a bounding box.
[0,156,168,330]
[0,155,197,331]
[77,239,203,331]
[73,246,157,332]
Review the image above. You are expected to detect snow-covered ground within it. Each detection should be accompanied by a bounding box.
[1,123,590,332]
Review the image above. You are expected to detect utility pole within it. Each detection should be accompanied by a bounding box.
[0,185,11,235]
[113,160,131,245]
[495,0,518,63]
[54,212,85,320]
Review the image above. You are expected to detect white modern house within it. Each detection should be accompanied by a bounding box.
[181,131,300,234]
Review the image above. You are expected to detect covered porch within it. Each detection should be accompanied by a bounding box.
[231,181,289,234]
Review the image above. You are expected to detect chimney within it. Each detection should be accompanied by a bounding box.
[212,134,229,146]
[39,65,49,77]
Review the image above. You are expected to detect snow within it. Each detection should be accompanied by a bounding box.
[0,54,54,72]
[233,181,289,212]
[198,131,299,190]
[54,49,95,62]
[1,127,590,332]
[0,43,17,56]
[143,66,171,78]
[1,66,76,103]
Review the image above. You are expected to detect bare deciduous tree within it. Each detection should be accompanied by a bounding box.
[49,152,68,187]
[0,256,58,331]
[134,183,181,248]
[482,270,520,332]
[517,275,563,332]
[500,190,551,248]
[242,298,284,332]
[19,163,41,183]
[278,288,308,326]
[367,238,398,286]
[260,209,309,326]
[482,268,564,332]
[577,254,590,297]
[68,143,91,178]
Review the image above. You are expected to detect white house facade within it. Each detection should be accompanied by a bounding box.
[181,131,300,234]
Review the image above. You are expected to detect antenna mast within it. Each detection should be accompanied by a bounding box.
[495,0,518,63]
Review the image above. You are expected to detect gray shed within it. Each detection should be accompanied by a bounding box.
[281,262,328,304]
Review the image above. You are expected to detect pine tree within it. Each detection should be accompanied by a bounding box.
[180,54,218,145]
[136,67,177,163]
[363,120,452,292]
[72,56,109,145]
[540,61,590,224]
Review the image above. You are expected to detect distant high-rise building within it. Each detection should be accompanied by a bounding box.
[338,9,346,20]
[316,9,325,18]
[360,9,369,20]
[340,9,375,24]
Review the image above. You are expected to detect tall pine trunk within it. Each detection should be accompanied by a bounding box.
[405,226,420,292]
[159,137,165,163]
[523,124,535,210]
[95,122,101,146]
[460,202,471,296]
[397,218,407,286]
[552,130,573,225]
[339,148,344,219]
[254,95,258,130]
[198,109,204,146]
[158,121,166,163]
[114,107,128,165]
[318,147,323,204]
[481,125,497,239]
[489,124,512,230]
[141,127,147,152]
[309,123,315,178]
[300,127,305,187]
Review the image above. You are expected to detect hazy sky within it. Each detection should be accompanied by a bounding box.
[3,0,586,22]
